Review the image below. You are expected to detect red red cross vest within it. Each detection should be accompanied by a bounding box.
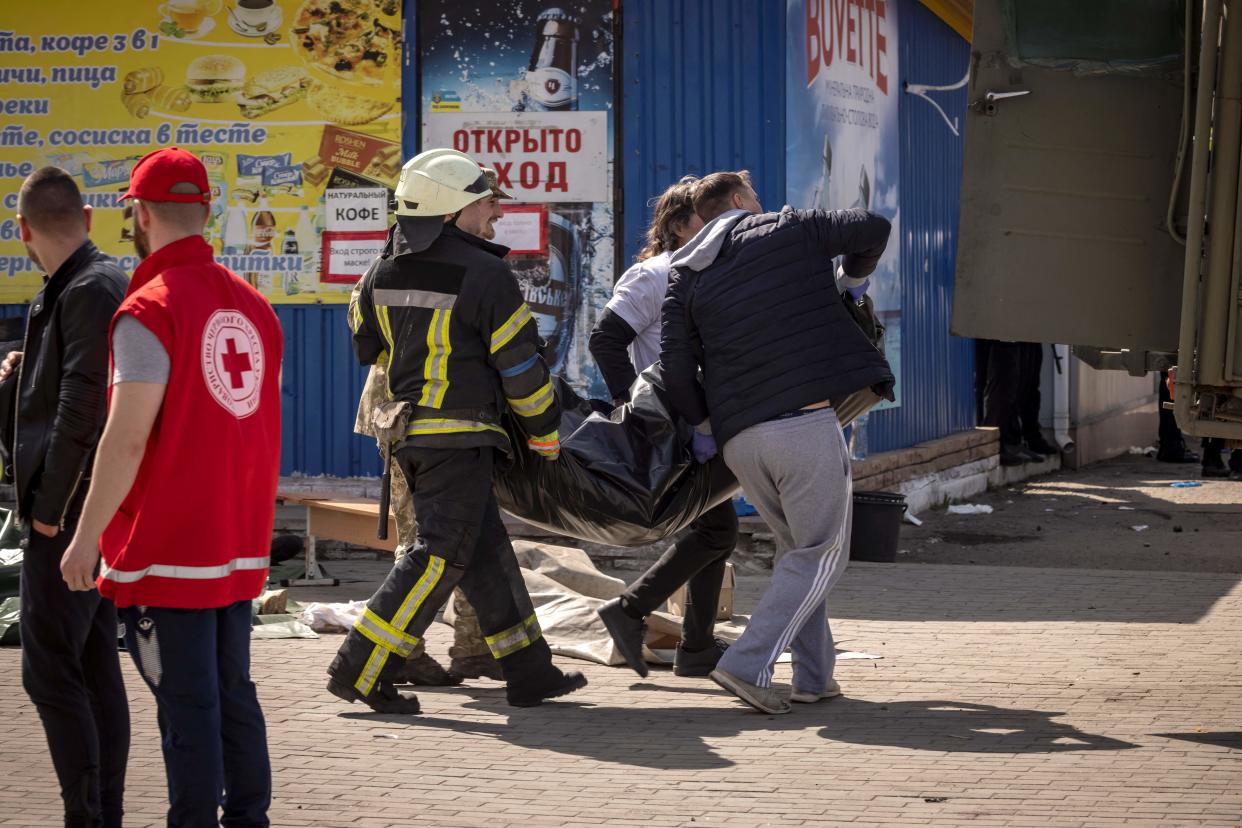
[98,235,283,609]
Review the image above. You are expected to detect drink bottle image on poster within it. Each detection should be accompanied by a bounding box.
[0,0,403,305]
[786,0,902,409]
[419,1,615,399]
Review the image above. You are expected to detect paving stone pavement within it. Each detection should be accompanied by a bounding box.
[2,561,1240,827]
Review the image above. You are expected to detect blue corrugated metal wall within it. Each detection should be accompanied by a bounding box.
[866,0,975,451]
[275,305,379,477]
[620,0,787,264]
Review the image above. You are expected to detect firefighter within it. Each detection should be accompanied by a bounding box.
[326,149,587,713]
[349,167,513,686]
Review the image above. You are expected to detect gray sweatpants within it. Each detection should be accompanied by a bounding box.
[716,409,852,690]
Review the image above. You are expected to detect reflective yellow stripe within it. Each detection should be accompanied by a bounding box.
[355,608,420,657]
[376,305,395,352]
[349,301,363,333]
[390,555,446,632]
[418,309,452,409]
[354,644,390,696]
[485,613,543,659]
[406,418,507,438]
[507,381,555,418]
[376,307,396,397]
[490,304,533,353]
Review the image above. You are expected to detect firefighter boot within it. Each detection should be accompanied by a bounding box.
[501,638,588,708]
[326,654,422,714]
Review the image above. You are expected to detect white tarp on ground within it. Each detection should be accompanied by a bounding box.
[448,540,749,667]
[300,541,880,667]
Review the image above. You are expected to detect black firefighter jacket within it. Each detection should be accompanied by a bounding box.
[351,223,562,455]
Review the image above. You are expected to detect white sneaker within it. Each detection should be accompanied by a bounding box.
[790,678,842,704]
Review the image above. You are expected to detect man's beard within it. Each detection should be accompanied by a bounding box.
[132,220,151,259]
[24,244,43,273]
[480,218,497,241]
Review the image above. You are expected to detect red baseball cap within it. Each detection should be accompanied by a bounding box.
[119,147,211,204]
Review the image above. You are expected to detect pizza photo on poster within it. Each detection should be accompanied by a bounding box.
[419,1,615,399]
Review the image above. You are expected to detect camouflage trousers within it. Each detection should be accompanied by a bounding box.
[390,455,490,661]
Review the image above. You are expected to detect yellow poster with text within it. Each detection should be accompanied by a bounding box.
[0,0,403,304]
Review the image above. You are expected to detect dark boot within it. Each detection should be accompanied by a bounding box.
[501,638,588,707]
[673,639,729,677]
[393,652,462,686]
[1000,444,1028,467]
[597,597,648,678]
[326,677,421,714]
[448,654,504,681]
[1158,441,1200,463]
[1203,451,1230,478]
[506,669,588,708]
[1025,433,1060,457]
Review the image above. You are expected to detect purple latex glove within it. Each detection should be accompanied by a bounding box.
[845,278,870,302]
[691,431,718,464]
[836,264,870,302]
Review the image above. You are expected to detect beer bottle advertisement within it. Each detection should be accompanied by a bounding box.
[419,2,615,400]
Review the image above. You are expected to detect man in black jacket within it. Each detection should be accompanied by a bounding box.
[660,171,893,714]
[2,167,129,826]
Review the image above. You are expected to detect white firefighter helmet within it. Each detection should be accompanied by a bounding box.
[394,149,491,218]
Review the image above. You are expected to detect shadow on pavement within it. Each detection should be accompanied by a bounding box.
[818,698,1137,753]
[1152,731,1242,750]
[341,693,1135,769]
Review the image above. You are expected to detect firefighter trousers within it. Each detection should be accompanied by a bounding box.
[329,445,548,696]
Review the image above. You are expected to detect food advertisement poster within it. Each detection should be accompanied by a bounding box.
[419,0,614,397]
[0,0,403,304]
[786,0,902,408]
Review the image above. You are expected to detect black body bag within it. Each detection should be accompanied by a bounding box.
[493,365,739,547]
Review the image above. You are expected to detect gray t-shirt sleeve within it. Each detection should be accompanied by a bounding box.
[111,313,170,385]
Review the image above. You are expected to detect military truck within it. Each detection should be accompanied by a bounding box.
[953,0,1242,440]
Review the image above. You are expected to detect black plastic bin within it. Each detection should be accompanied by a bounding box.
[850,491,906,562]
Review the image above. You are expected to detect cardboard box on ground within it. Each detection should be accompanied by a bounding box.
[665,562,735,621]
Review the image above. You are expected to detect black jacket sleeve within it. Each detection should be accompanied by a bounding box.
[659,266,710,428]
[588,308,639,401]
[802,208,892,279]
[31,279,120,526]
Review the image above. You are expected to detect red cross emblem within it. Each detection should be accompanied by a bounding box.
[201,310,264,418]
[221,337,253,389]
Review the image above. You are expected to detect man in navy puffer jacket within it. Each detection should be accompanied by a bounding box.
[660,170,893,714]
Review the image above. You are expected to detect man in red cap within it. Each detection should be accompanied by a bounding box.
[60,147,283,827]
